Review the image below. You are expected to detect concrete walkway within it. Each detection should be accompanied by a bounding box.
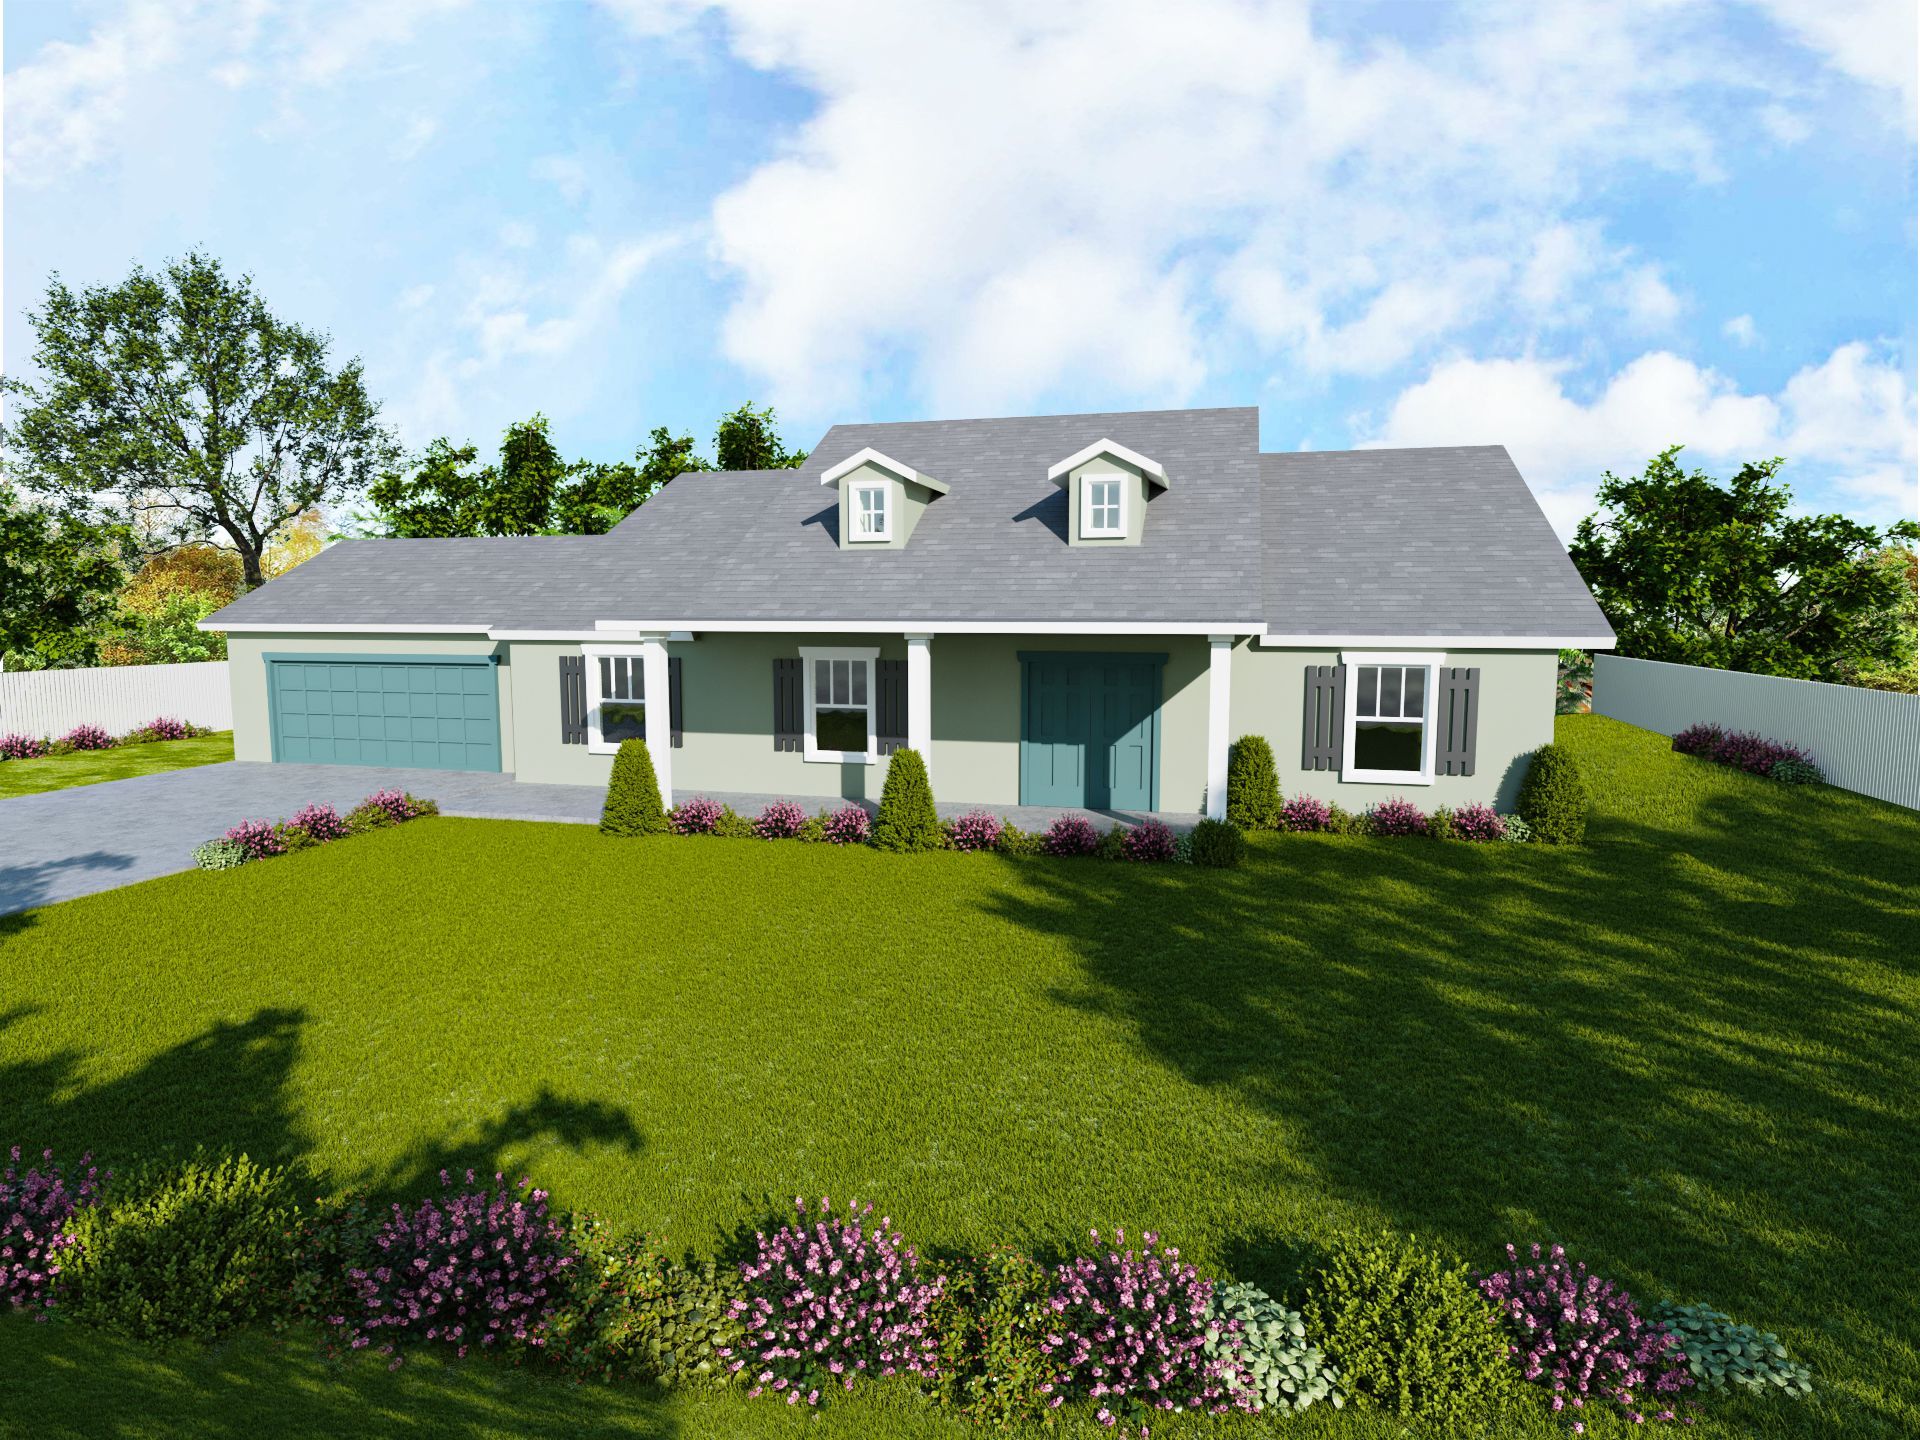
[0,761,1202,916]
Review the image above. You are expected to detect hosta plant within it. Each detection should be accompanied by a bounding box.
[1204,1281,1342,1414]
[1478,1243,1693,1425]
[947,810,1004,852]
[1042,815,1100,857]
[1280,795,1332,832]
[724,1196,945,1406]
[60,723,116,751]
[192,839,250,870]
[821,804,871,844]
[1500,814,1534,843]
[1451,802,1507,842]
[1365,798,1429,837]
[2,1146,107,1313]
[754,799,807,839]
[1768,758,1825,785]
[670,795,725,834]
[1649,1300,1811,1398]
[1123,818,1177,862]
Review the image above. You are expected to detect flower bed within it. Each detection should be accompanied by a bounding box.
[1672,723,1823,783]
[192,790,438,869]
[0,716,215,761]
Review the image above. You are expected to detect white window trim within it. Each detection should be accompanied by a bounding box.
[581,643,653,756]
[1340,650,1442,786]
[1079,474,1126,537]
[849,480,892,542]
[798,645,880,764]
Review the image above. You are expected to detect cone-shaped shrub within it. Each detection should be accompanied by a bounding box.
[872,747,941,852]
[1516,743,1589,845]
[600,737,667,835]
[1225,735,1281,829]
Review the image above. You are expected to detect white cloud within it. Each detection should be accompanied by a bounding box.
[391,114,442,161]
[1367,343,1917,536]
[1746,0,1918,123]
[1621,266,1684,331]
[1723,314,1761,347]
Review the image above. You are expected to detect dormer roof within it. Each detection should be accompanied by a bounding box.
[1045,438,1169,490]
[819,446,950,495]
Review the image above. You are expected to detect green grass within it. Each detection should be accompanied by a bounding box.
[0,731,234,797]
[2,716,1914,1439]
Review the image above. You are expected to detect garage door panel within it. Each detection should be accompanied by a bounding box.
[269,656,501,772]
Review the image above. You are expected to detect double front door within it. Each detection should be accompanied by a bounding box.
[1019,652,1162,811]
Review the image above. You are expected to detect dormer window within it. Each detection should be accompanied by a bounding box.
[1082,477,1123,536]
[820,446,948,550]
[1048,438,1169,547]
[852,481,891,541]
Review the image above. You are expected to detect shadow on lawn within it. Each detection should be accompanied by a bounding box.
[984,785,1920,1432]
[0,848,137,928]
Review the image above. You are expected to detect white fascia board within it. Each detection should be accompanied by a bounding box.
[818,447,949,494]
[200,621,491,634]
[587,618,1267,636]
[1258,633,1616,650]
[1046,438,1169,489]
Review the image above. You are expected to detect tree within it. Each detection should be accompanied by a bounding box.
[364,438,494,538]
[0,481,127,670]
[483,414,564,537]
[716,401,807,471]
[0,251,398,589]
[552,426,713,536]
[1568,447,1920,682]
[97,545,245,666]
[1838,544,1918,693]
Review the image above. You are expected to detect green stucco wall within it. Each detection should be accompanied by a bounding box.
[1063,456,1151,547]
[832,461,938,550]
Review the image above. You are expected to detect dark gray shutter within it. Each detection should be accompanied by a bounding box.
[668,656,684,749]
[559,654,588,745]
[876,658,907,754]
[1436,666,1479,776]
[773,657,802,751]
[1302,663,1345,770]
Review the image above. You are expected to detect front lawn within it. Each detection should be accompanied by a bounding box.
[0,730,234,798]
[3,716,1915,1438]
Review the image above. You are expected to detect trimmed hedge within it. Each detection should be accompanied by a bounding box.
[1225,735,1282,829]
[871,748,942,853]
[1517,742,1590,845]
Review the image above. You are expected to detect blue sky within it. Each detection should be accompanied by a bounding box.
[4,0,1915,537]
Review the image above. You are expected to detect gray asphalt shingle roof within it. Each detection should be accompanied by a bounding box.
[205,408,1611,641]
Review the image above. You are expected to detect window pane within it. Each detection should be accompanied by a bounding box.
[816,707,865,753]
[1354,720,1422,771]
[1380,666,1403,717]
[1402,666,1425,718]
[851,660,867,705]
[599,656,612,696]
[1356,666,1378,718]
[833,659,851,705]
[815,659,830,704]
[601,701,646,744]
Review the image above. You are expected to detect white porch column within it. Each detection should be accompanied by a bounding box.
[641,638,673,808]
[905,634,933,778]
[1205,635,1234,821]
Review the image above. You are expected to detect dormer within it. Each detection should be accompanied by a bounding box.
[820,447,949,550]
[1047,439,1169,547]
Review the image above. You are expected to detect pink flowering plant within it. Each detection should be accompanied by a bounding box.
[670,796,725,834]
[1280,795,1333,832]
[361,789,424,824]
[723,1196,945,1407]
[1041,1227,1254,1431]
[290,803,347,842]
[1478,1243,1694,1427]
[1042,815,1101,857]
[2,1146,108,1314]
[334,1170,577,1363]
[822,804,872,844]
[1365,797,1429,837]
[1122,819,1177,862]
[947,810,1004,852]
[0,733,50,761]
[60,723,116,751]
[223,818,286,860]
[1451,802,1507,842]
[754,799,808,839]
[125,716,196,743]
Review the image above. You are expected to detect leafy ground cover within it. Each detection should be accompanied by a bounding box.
[2,716,1915,1437]
[0,731,233,798]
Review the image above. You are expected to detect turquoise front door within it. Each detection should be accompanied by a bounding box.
[1019,652,1163,810]
[266,655,502,772]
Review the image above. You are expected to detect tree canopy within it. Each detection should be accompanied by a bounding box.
[0,481,127,670]
[1569,447,1920,683]
[716,401,808,471]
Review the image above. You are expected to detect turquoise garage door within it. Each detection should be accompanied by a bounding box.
[266,654,502,772]
[1018,652,1163,811]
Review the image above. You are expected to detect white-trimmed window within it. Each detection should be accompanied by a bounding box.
[850,481,891,541]
[583,645,649,755]
[800,646,879,762]
[1081,475,1124,537]
[1342,651,1439,784]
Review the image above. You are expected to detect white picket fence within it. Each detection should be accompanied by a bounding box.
[0,660,233,738]
[1593,654,1920,811]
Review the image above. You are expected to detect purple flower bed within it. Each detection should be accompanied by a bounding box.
[1452,802,1507,842]
[336,1171,576,1362]
[289,803,347,842]
[361,789,424,824]
[60,723,116,751]
[1280,795,1332,832]
[1366,797,1429,837]
[0,733,49,761]
[670,796,725,834]
[223,818,286,860]
[135,716,194,742]
[1671,723,1722,757]
[724,1197,945,1406]
[1042,815,1101,857]
[822,804,872,844]
[1672,723,1817,779]
[1041,1227,1252,1428]
[1123,819,1177,862]
[948,810,1004,852]
[1479,1242,1693,1426]
[754,799,808,839]
[2,1146,108,1315]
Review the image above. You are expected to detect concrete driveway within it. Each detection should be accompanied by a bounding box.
[0,762,601,917]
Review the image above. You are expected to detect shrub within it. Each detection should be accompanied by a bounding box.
[1124,818,1177,862]
[948,810,1004,853]
[1172,830,1194,863]
[822,804,872,845]
[2,1146,107,1314]
[284,1191,380,1337]
[273,822,319,854]
[60,723,116,751]
[122,716,200,744]
[1426,806,1457,841]
[1649,1300,1812,1399]
[1094,824,1129,861]
[713,806,756,840]
[1188,818,1246,868]
[289,802,346,843]
[1451,802,1507,842]
[796,815,828,843]
[1711,730,1818,779]
[1367,797,1429,838]
[1517,743,1590,845]
[926,1246,1061,1427]
[62,1150,300,1341]
[600,738,668,835]
[1500,814,1534,843]
[1769,757,1825,785]
[670,796,724,835]
[0,733,49,761]
[1041,815,1100,857]
[336,1170,576,1360]
[754,799,807,839]
[407,794,440,818]
[1205,1281,1342,1415]
[1042,1227,1252,1427]
[872,748,942,853]
[1299,1231,1517,1424]
[1671,722,1722,757]
[1280,794,1333,832]
[995,822,1040,857]
[222,818,285,860]
[343,802,395,836]
[1225,735,1281,830]
[361,789,429,824]
[545,1216,746,1386]
[723,1196,944,1405]
[192,838,250,870]
[1326,804,1367,836]
[1478,1243,1693,1425]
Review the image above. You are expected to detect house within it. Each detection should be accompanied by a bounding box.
[203,407,1614,820]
